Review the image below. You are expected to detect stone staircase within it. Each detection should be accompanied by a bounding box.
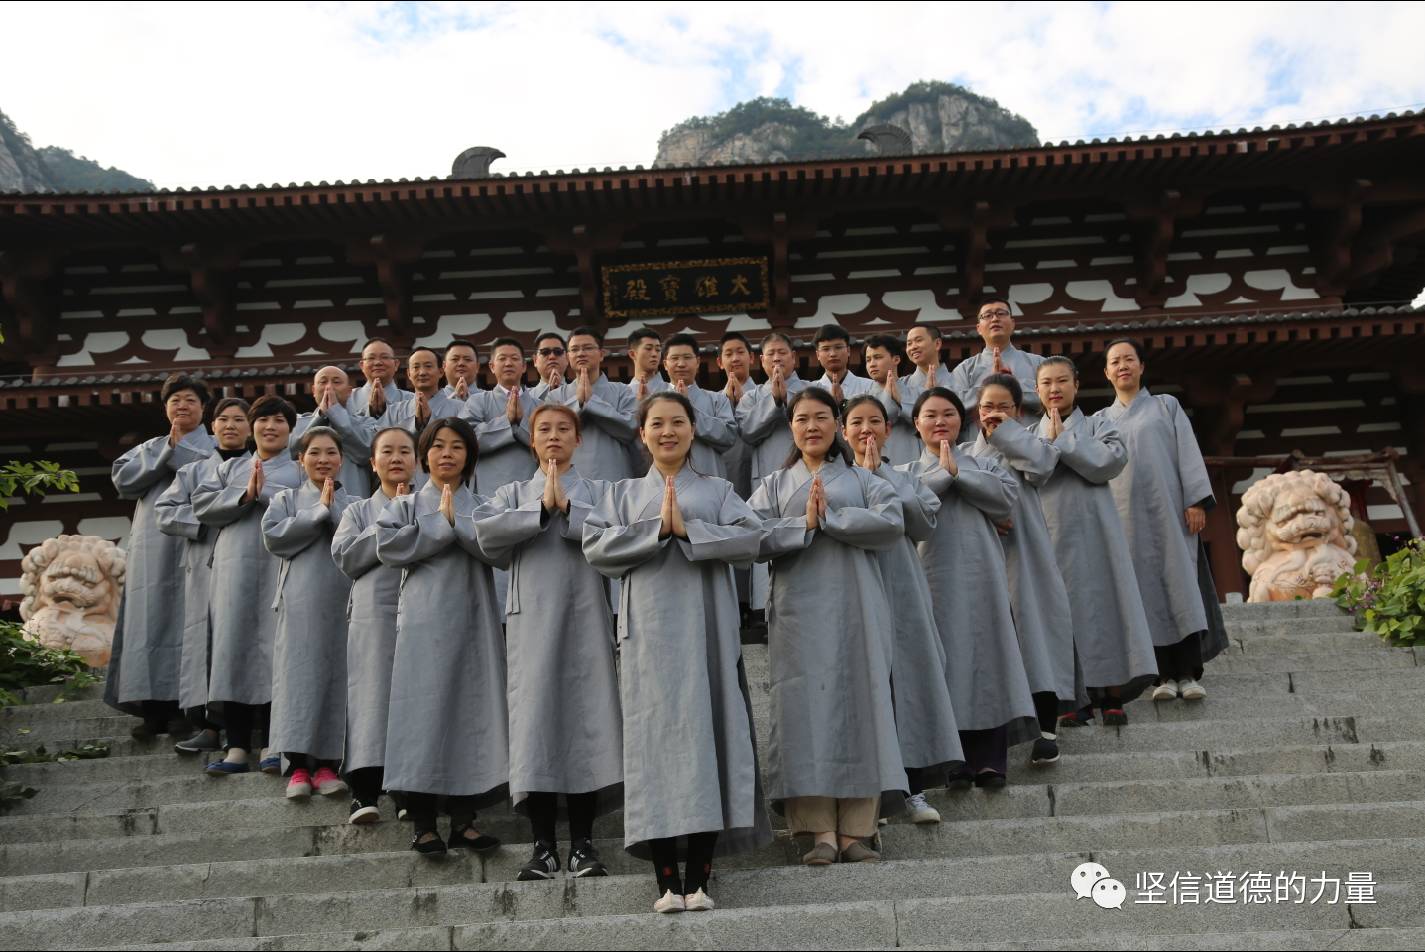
[3,600,1425,949]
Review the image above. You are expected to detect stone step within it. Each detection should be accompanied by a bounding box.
[0,698,115,726]
[8,767,1425,847]
[6,866,1403,951]
[1220,599,1350,620]
[7,832,1421,918]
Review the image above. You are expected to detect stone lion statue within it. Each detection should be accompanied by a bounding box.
[19,535,126,667]
[1235,470,1358,602]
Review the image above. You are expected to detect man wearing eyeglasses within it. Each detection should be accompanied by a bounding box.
[351,338,414,418]
[530,332,570,398]
[949,297,1046,423]
[542,326,638,482]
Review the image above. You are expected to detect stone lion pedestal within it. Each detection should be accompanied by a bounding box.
[18,535,126,667]
[1235,470,1358,603]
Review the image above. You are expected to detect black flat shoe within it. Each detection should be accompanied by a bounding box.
[973,770,1007,790]
[946,764,974,792]
[411,831,447,855]
[447,826,501,854]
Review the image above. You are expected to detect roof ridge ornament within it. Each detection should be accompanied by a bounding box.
[451,146,506,179]
[857,124,913,157]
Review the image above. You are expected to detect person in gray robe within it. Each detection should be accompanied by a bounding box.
[331,425,419,823]
[735,331,806,613]
[968,374,1080,767]
[718,331,758,615]
[105,373,217,739]
[542,328,639,481]
[263,427,355,800]
[1098,339,1228,700]
[749,388,907,865]
[662,333,739,478]
[808,323,876,402]
[1033,356,1159,726]
[462,338,542,614]
[475,403,622,881]
[583,391,771,912]
[376,416,508,855]
[350,338,414,417]
[193,396,303,776]
[901,386,1038,788]
[862,334,921,464]
[899,323,954,396]
[291,365,378,498]
[949,297,1047,426]
[380,347,466,435]
[154,396,251,754]
[843,394,964,823]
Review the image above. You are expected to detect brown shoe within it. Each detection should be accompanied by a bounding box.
[801,842,838,866]
[840,841,881,863]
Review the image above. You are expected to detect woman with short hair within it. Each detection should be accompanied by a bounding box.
[263,426,355,801]
[583,391,771,914]
[376,416,508,856]
[195,395,303,776]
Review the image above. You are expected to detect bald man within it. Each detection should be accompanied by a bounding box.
[290,365,378,496]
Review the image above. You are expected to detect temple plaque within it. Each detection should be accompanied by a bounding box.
[602,257,769,319]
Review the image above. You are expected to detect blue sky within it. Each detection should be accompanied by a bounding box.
[1,2,1422,188]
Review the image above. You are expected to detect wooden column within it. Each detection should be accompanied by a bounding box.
[740,212,818,324]
[346,234,426,348]
[1395,366,1425,535]
[1124,190,1202,311]
[1184,371,1279,597]
[161,243,244,360]
[0,250,60,377]
[935,201,1014,315]
[542,224,625,336]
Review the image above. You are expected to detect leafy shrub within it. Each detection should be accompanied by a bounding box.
[0,619,100,708]
[1333,538,1425,646]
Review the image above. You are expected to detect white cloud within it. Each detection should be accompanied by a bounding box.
[1,2,1422,190]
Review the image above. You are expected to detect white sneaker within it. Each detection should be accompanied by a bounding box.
[905,792,941,824]
[1151,681,1179,701]
[654,889,686,914]
[1178,679,1207,701]
[684,888,715,912]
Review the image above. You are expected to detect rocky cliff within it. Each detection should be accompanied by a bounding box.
[656,80,1039,166]
[0,110,154,193]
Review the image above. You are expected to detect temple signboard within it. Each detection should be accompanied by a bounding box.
[601,256,770,319]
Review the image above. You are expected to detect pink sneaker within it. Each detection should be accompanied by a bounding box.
[286,768,312,800]
[313,767,348,797]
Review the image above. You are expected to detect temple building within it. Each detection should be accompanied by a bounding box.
[2,111,1423,602]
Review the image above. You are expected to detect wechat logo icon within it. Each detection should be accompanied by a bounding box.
[1072,861,1127,910]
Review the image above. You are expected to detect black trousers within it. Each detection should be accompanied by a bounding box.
[1155,631,1205,682]
[959,725,1008,774]
[524,791,598,846]
[1032,692,1061,736]
[140,700,181,732]
[648,832,719,896]
[406,793,479,834]
[346,766,384,805]
[222,702,271,752]
[185,705,219,732]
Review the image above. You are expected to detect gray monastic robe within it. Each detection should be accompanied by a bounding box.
[969,421,1078,703]
[331,489,404,773]
[291,404,376,498]
[376,482,508,800]
[462,385,542,496]
[380,391,467,435]
[869,380,922,465]
[350,381,414,417]
[809,370,876,400]
[899,365,955,394]
[949,345,1047,422]
[902,449,1038,744]
[735,373,806,611]
[543,374,639,481]
[463,385,543,615]
[750,457,907,807]
[624,376,668,472]
[1034,409,1159,699]
[1098,389,1229,661]
[582,466,772,860]
[105,427,216,714]
[476,468,622,815]
[192,452,303,708]
[262,481,354,762]
[676,383,739,478]
[721,383,755,499]
[154,450,242,712]
[867,463,964,770]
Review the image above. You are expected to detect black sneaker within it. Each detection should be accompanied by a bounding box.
[567,838,609,877]
[1100,707,1128,727]
[517,841,561,881]
[174,729,222,754]
[946,763,973,792]
[1030,737,1061,766]
[349,798,381,825]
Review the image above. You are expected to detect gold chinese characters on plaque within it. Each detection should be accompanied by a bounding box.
[602,257,770,319]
